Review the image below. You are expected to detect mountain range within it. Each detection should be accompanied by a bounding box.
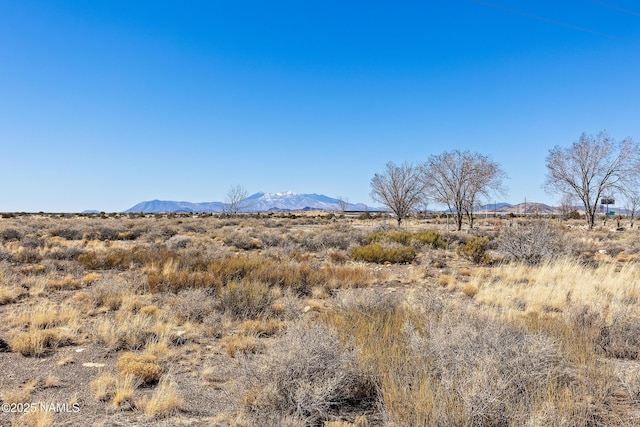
[123,193,612,215]
[124,192,369,213]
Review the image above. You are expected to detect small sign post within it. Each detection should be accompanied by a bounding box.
[601,198,615,222]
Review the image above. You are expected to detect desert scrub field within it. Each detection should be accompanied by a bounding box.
[0,213,640,426]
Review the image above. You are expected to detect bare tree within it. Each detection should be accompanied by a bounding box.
[544,131,640,230]
[558,193,576,220]
[623,190,640,228]
[370,162,425,226]
[422,150,506,231]
[223,185,249,215]
[336,196,349,214]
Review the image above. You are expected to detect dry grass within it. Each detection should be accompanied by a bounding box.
[145,254,373,295]
[92,313,157,351]
[438,274,456,287]
[7,303,79,356]
[116,352,164,385]
[138,374,183,419]
[90,373,117,401]
[3,214,640,425]
[14,409,54,427]
[113,373,141,409]
[9,303,80,329]
[2,379,37,403]
[46,274,81,290]
[238,319,286,337]
[461,283,478,297]
[474,258,640,319]
[0,285,23,305]
[222,336,263,357]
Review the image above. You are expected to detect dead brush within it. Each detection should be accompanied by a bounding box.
[222,335,263,357]
[113,373,141,409]
[320,291,633,426]
[46,274,81,290]
[117,352,164,385]
[167,288,216,323]
[239,323,376,425]
[238,319,286,337]
[218,280,273,319]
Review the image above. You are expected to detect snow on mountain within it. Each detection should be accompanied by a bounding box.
[124,193,369,213]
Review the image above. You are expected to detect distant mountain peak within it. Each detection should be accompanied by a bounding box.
[124,191,369,213]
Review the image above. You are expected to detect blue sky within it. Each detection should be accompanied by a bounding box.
[1,1,639,212]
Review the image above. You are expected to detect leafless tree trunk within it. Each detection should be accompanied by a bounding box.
[545,131,640,230]
[624,190,640,228]
[558,194,576,220]
[370,162,425,227]
[223,185,249,216]
[422,150,506,231]
[336,196,349,214]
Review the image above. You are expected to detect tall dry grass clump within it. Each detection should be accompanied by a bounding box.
[321,289,634,426]
[7,303,79,356]
[139,374,183,419]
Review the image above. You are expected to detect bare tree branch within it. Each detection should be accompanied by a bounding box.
[623,190,640,228]
[422,150,506,231]
[224,185,249,216]
[370,162,425,226]
[544,131,640,229]
[336,196,349,214]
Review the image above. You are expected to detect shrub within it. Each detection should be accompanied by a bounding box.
[596,310,640,359]
[498,221,563,265]
[90,374,116,401]
[241,324,376,425]
[8,328,75,356]
[165,235,192,251]
[0,228,22,241]
[351,243,416,264]
[92,314,156,350]
[366,230,445,249]
[218,280,272,319]
[367,231,413,246]
[45,246,85,260]
[169,288,215,322]
[329,250,348,264]
[117,352,164,385]
[456,236,490,264]
[222,335,263,357]
[413,231,446,249]
[49,227,84,240]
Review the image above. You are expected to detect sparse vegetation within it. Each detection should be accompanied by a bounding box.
[351,243,416,264]
[1,213,640,425]
[456,236,490,264]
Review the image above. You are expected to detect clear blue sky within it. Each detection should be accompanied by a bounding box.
[1,0,639,212]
